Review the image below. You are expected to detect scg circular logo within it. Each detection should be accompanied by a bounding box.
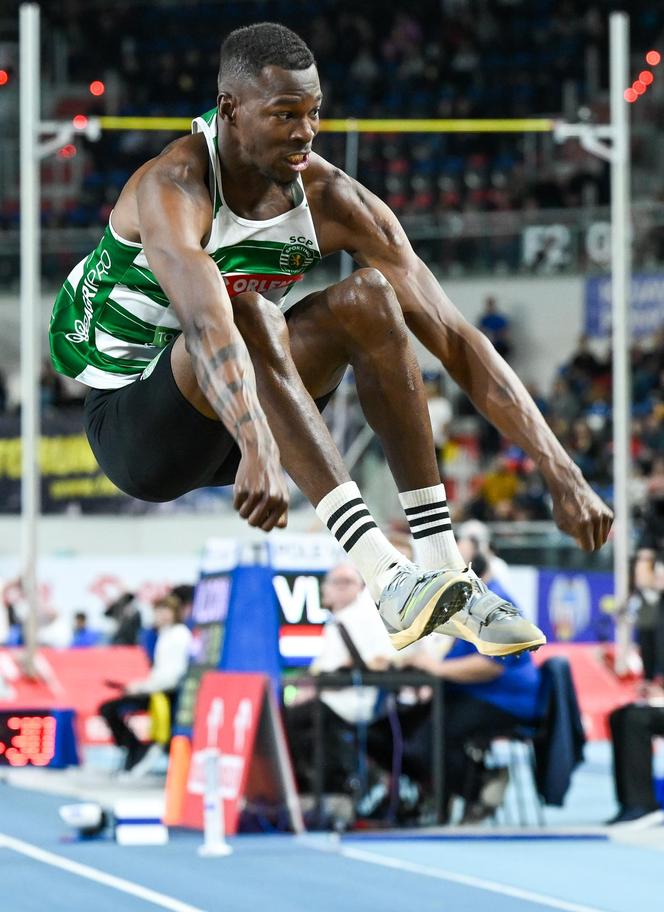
[279,243,315,275]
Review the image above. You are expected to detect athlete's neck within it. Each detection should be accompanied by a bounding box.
[216,140,297,221]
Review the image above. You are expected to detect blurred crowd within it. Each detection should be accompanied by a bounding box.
[0,577,194,651]
[456,324,664,526]
[2,0,664,271]
[345,296,664,530]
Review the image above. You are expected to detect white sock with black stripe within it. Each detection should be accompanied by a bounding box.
[399,484,466,572]
[315,481,410,602]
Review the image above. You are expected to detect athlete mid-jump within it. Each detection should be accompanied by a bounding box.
[50,24,610,655]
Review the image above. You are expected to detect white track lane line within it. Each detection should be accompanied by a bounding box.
[0,832,206,912]
[334,845,610,912]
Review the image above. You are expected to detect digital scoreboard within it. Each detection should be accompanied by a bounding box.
[174,573,231,734]
[0,709,78,768]
[0,711,58,767]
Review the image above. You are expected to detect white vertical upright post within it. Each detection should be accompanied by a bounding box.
[198,748,232,857]
[553,13,634,673]
[19,3,41,673]
[609,12,632,673]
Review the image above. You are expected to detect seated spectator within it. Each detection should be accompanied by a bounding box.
[477,296,512,360]
[607,701,664,828]
[139,585,193,664]
[284,562,395,796]
[70,610,102,648]
[396,553,543,821]
[98,594,192,773]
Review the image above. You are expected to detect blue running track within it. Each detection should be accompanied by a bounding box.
[0,783,660,912]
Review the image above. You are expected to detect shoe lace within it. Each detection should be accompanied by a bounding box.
[390,566,416,588]
[388,563,427,593]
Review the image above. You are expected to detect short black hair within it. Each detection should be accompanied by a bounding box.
[218,22,315,90]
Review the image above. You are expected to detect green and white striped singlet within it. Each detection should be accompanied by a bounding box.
[49,108,322,389]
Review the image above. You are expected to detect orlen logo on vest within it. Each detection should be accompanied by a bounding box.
[223,273,304,298]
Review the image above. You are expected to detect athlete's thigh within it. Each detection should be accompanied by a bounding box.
[285,282,353,399]
[83,341,237,501]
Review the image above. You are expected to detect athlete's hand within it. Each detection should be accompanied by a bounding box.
[548,471,613,551]
[234,436,289,532]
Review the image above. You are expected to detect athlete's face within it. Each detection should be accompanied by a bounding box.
[218,64,322,184]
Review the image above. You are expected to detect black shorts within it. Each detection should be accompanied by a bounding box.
[84,339,335,503]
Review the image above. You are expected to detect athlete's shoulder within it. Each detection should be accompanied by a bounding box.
[303,153,369,220]
[114,132,212,243]
[303,153,362,216]
[303,153,402,257]
[140,132,209,189]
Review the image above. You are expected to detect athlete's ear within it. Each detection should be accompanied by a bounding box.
[217,92,237,124]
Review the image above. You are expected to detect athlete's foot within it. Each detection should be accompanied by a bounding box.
[377,564,473,650]
[436,569,546,657]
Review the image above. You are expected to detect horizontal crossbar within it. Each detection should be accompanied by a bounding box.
[97,116,555,134]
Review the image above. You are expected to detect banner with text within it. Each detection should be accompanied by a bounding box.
[585,273,664,338]
[0,411,128,514]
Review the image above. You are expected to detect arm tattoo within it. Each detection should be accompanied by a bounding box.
[208,345,237,370]
[189,335,264,441]
[235,412,254,428]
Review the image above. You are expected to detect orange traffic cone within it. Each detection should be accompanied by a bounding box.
[162,735,192,826]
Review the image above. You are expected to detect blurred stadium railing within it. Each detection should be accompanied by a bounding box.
[2,201,663,286]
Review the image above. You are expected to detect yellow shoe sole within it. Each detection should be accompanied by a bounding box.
[388,576,472,651]
[449,616,547,657]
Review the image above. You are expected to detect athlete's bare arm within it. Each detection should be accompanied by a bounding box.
[308,162,612,551]
[133,144,288,530]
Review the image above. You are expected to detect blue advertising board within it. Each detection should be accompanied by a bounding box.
[585,273,664,338]
[537,569,615,643]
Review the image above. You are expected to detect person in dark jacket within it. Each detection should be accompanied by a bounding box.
[607,702,664,828]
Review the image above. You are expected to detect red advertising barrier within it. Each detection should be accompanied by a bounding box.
[181,672,301,835]
[0,642,639,760]
[0,647,150,746]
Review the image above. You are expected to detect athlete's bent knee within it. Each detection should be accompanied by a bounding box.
[333,268,404,337]
[350,267,394,299]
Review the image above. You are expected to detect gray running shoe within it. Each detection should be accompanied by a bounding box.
[441,574,546,656]
[377,565,473,650]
